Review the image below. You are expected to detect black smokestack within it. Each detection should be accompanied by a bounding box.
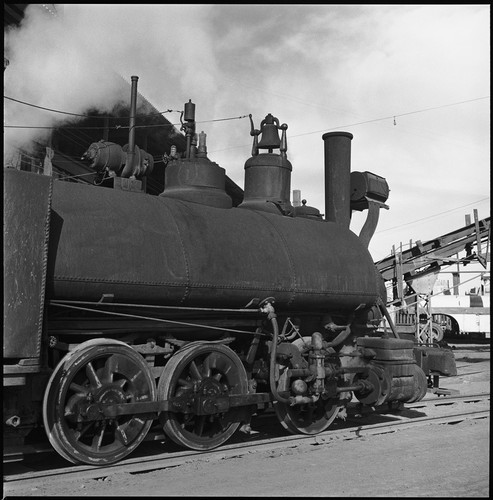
[322,131,353,226]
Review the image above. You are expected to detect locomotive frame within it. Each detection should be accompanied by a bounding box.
[4,76,456,466]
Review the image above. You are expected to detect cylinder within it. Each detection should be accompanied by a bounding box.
[238,153,293,214]
[184,99,195,122]
[83,141,125,173]
[160,157,232,208]
[322,131,353,226]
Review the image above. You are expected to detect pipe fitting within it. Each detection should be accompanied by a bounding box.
[6,415,21,427]
[289,394,320,406]
[267,303,292,405]
[291,379,308,395]
[311,331,324,350]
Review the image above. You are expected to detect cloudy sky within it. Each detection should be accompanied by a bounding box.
[4,4,490,284]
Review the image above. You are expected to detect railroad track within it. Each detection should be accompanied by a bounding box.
[3,392,490,493]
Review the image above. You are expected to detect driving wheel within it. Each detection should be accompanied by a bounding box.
[158,343,248,450]
[43,339,156,465]
[274,337,342,435]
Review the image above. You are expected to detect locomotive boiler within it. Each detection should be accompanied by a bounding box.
[4,77,456,466]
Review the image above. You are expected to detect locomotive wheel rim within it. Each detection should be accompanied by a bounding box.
[42,342,156,465]
[158,343,248,451]
[406,364,428,403]
[274,379,341,435]
[274,337,342,435]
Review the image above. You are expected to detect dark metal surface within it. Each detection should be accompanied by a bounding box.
[161,157,232,208]
[322,131,353,226]
[239,153,293,214]
[350,171,390,205]
[45,174,380,312]
[3,168,52,359]
[95,392,272,419]
[355,337,429,404]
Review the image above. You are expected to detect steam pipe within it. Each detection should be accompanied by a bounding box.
[335,381,371,393]
[377,297,400,338]
[324,303,364,347]
[325,326,352,348]
[266,306,329,406]
[263,302,291,405]
[184,99,196,159]
[122,75,138,178]
[322,131,353,226]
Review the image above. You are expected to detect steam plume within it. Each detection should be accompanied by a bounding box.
[4,4,218,161]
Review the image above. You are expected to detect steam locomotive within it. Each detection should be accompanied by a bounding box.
[4,77,456,466]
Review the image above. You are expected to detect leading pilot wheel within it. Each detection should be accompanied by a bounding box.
[274,337,342,435]
[158,343,248,451]
[42,339,156,465]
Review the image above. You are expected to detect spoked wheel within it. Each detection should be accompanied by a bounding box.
[43,339,156,465]
[158,343,248,450]
[274,337,342,435]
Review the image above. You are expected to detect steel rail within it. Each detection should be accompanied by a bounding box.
[409,392,490,407]
[3,393,489,492]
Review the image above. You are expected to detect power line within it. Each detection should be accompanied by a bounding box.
[209,96,490,154]
[5,94,489,135]
[4,124,172,130]
[4,115,250,131]
[290,96,490,138]
[4,94,250,127]
[4,95,181,119]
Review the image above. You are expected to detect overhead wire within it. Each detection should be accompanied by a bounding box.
[4,95,181,119]
[4,94,488,133]
[4,116,250,130]
[209,96,490,154]
[5,94,490,202]
[4,94,250,130]
[4,96,246,159]
[289,96,490,138]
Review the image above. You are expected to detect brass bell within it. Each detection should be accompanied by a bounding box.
[257,114,281,150]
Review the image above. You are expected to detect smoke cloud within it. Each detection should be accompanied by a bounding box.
[4,4,219,161]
